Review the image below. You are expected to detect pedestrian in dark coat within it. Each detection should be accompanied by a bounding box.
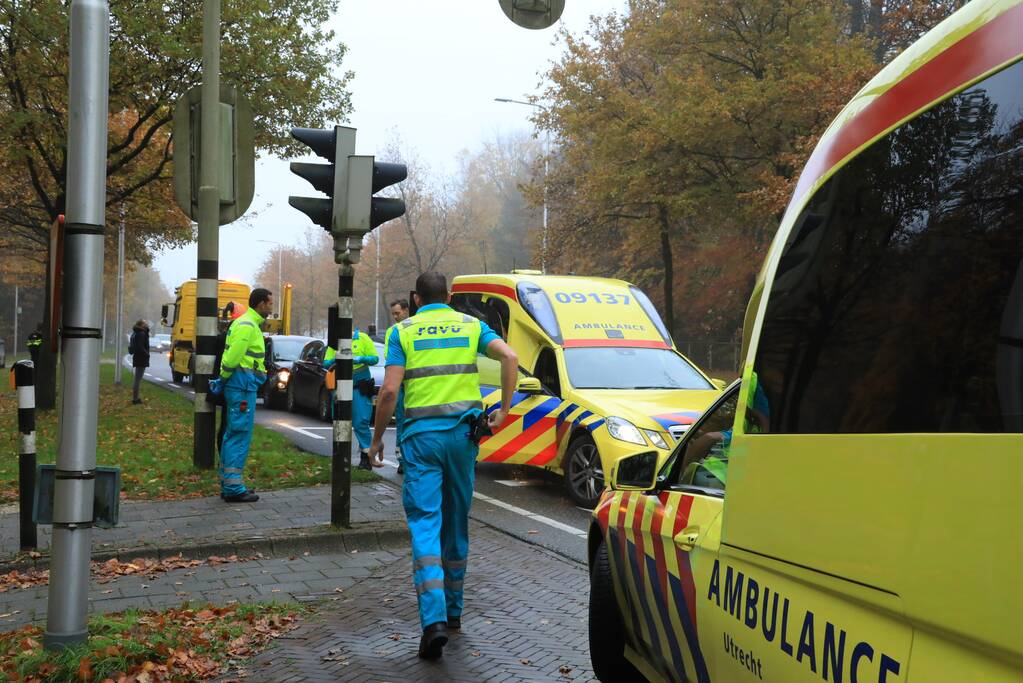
[129,319,150,404]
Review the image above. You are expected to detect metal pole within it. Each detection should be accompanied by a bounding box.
[277,248,282,318]
[192,0,221,469]
[374,229,380,332]
[12,285,17,358]
[332,263,354,527]
[45,0,109,650]
[113,217,124,384]
[542,128,549,274]
[13,361,37,550]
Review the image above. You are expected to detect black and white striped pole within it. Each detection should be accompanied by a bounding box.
[11,361,37,550]
[330,269,354,527]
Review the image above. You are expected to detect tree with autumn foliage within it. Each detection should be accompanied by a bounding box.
[532,0,965,349]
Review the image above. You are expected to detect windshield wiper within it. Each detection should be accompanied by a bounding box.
[631,385,679,390]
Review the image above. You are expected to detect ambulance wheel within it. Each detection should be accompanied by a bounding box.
[171,370,184,384]
[590,540,640,681]
[286,382,298,413]
[564,435,605,508]
[318,388,331,422]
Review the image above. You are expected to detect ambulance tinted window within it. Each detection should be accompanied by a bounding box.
[754,60,1023,433]
[517,282,562,344]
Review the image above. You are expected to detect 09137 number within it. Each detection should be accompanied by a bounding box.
[553,292,631,305]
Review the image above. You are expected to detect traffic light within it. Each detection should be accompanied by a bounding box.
[288,126,407,262]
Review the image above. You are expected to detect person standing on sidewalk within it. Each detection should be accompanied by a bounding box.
[211,289,273,503]
[26,328,43,365]
[385,298,410,474]
[323,327,378,470]
[128,319,150,405]
[369,272,517,659]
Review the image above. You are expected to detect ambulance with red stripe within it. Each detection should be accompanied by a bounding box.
[449,272,722,508]
[588,1,1023,681]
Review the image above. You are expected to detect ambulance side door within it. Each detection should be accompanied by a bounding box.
[475,353,562,466]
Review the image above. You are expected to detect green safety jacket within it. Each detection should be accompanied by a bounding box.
[397,307,483,421]
[26,333,42,349]
[220,307,266,380]
[323,330,377,374]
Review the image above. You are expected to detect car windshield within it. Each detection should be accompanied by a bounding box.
[273,339,308,362]
[564,347,712,390]
[155,334,170,342]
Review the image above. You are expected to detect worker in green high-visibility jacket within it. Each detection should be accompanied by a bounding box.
[323,327,378,470]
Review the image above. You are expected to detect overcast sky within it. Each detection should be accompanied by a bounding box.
[152,0,627,291]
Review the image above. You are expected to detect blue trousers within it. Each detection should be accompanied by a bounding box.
[395,386,405,457]
[220,370,263,496]
[352,369,373,451]
[402,422,477,629]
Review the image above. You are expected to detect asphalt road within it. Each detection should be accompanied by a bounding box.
[136,356,592,564]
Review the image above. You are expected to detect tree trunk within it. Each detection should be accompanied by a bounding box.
[657,204,675,335]
[847,0,865,35]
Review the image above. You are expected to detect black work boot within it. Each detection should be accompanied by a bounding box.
[358,451,372,471]
[418,622,448,659]
[447,615,461,630]
[223,491,259,503]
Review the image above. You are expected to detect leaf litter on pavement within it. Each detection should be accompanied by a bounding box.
[0,602,299,682]
[0,554,258,594]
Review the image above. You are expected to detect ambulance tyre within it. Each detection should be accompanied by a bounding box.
[564,435,605,509]
[589,540,640,681]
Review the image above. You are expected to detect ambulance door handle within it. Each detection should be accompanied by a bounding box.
[673,525,700,552]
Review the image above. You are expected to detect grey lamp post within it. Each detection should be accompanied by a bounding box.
[256,239,284,318]
[495,97,549,273]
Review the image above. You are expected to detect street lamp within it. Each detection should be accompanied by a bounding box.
[495,97,550,273]
[255,239,284,318]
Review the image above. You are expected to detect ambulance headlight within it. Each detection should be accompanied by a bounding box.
[606,416,646,446]
[642,429,670,450]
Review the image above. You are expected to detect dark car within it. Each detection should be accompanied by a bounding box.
[262,335,316,410]
[287,340,385,422]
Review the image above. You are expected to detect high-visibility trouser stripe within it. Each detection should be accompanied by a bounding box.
[444,579,463,592]
[404,363,477,380]
[416,579,445,595]
[442,558,466,571]
[405,400,483,419]
[414,556,442,572]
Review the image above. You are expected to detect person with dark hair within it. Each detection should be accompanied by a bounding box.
[370,272,518,659]
[209,288,273,503]
[128,319,150,404]
[385,297,411,473]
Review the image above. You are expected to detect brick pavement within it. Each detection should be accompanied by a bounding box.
[0,482,402,562]
[0,547,403,631]
[236,522,595,683]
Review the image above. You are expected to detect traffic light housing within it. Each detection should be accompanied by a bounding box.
[288,126,407,263]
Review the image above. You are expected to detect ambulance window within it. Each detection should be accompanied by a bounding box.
[450,293,487,322]
[753,59,1023,434]
[662,384,739,494]
[630,286,672,346]
[516,282,563,344]
[534,347,562,397]
[485,298,511,340]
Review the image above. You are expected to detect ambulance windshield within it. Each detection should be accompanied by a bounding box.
[565,347,712,390]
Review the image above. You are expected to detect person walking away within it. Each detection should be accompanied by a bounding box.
[369,272,517,659]
[128,319,150,404]
[323,327,379,470]
[211,289,272,503]
[26,329,43,365]
[385,298,411,474]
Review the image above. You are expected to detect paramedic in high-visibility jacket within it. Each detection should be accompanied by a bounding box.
[323,328,379,470]
[369,272,517,660]
[213,288,273,503]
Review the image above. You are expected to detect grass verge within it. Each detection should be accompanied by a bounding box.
[0,362,376,503]
[0,602,300,681]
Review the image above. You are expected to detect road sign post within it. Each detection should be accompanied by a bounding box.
[45,0,110,650]
[11,361,37,550]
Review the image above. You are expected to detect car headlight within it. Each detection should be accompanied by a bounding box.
[275,369,289,389]
[642,429,670,450]
[606,416,646,446]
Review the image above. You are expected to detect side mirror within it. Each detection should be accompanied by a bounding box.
[160,304,169,326]
[516,377,543,394]
[610,451,659,491]
[711,378,727,390]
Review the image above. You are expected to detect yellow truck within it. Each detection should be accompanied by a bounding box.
[161,280,292,384]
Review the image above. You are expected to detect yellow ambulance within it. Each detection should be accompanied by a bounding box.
[587,1,1023,680]
[450,272,721,507]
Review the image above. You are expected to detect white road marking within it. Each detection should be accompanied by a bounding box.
[472,491,587,538]
[146,375,165,382]
[495,479,542,488]
[277,422,325,440]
